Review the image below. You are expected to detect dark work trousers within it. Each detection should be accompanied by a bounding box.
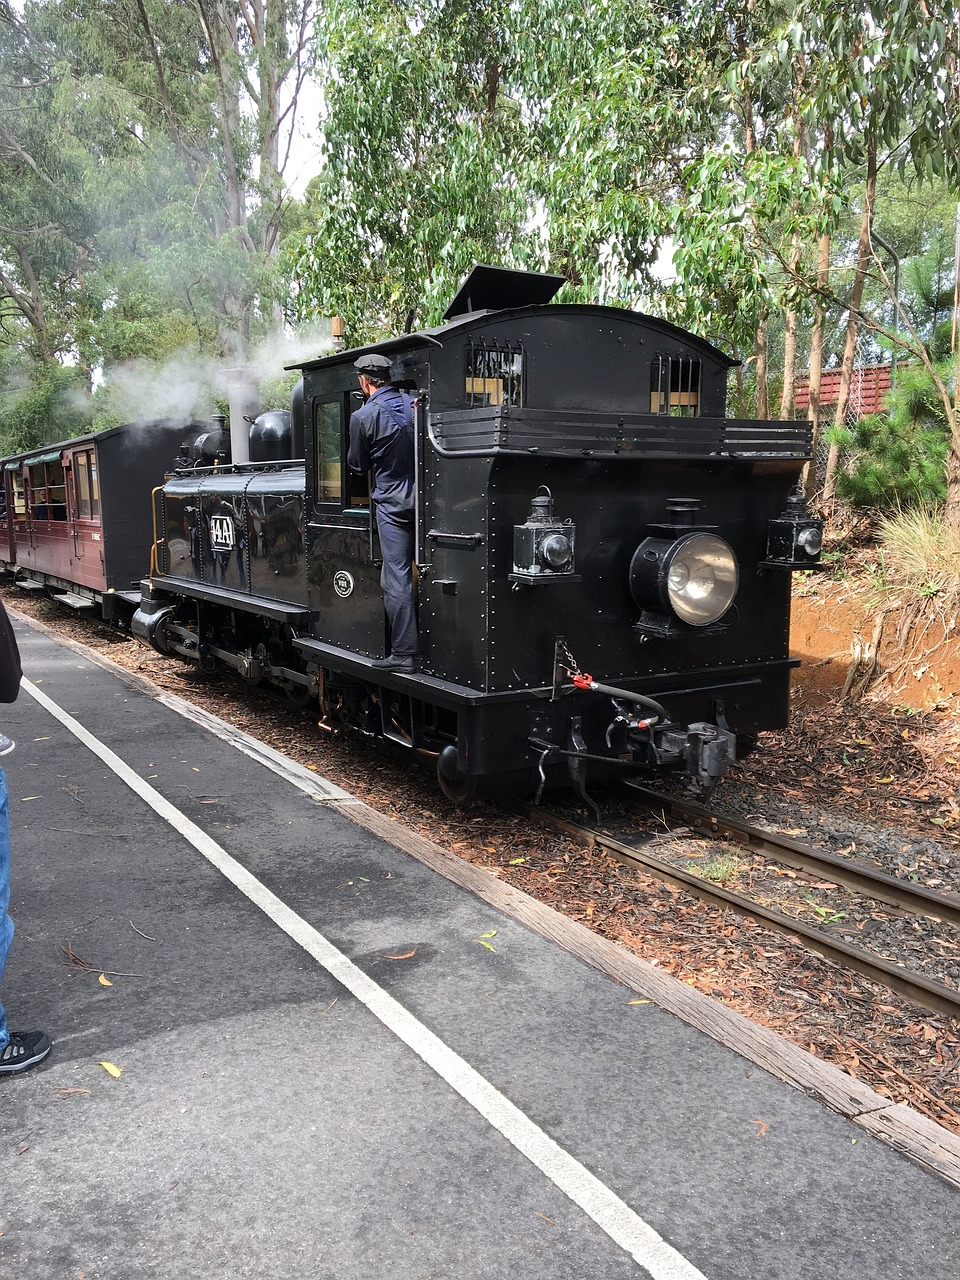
[376,505,418,656]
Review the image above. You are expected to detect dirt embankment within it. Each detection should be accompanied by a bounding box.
[791,575,960,714]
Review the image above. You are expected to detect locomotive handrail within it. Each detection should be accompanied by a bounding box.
[425,413,550,460]
[172,459,306,477]
[149,486,164,581]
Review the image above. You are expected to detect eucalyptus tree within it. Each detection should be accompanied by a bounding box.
[60,0,322,345]
[0,0,320,393]
[749,1,960,515]
[293,0,759,343]
[293,0,539,343]
[0,2,97,364]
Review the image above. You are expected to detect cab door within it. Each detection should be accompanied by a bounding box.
[305,391,387,658]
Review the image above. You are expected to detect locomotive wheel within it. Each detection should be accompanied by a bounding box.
[284,683,313,708]
[436,744,479,803]
[435,746,528,803]
[148,608,177,656]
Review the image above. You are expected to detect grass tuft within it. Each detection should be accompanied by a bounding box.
[875,508,960,610]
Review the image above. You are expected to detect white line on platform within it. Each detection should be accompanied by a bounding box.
[22,675,708,1280]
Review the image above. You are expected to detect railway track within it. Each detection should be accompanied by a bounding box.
[522,783,960,1021]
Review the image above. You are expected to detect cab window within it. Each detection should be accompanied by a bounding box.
[315,395,370,510]
[315,400,342,504]
[650,356,701,417]
[465,339,525,407]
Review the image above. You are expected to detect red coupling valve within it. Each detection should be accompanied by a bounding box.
[572,673,595,690]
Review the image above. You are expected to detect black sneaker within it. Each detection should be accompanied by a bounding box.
[0,1030,52,1074]
[0,733,14,756]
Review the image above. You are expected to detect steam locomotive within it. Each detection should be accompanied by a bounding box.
[1,266,823,807]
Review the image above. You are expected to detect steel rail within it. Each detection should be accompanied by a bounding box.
[518,798,960,1021]
[625,783,960,929]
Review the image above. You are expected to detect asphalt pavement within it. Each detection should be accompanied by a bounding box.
[0,617,957,1280]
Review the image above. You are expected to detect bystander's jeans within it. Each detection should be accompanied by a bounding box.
[0,766,12,1050]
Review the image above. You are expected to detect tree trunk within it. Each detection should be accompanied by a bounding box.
[779,102,805,422]
[754,313,769,419]
[944,413,960,526]
[779,281,798,419]
[822,138,877,506]
[804,229,831,499]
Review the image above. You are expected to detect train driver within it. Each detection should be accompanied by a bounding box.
[347,353,419,673]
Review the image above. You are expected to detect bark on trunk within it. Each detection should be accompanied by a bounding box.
[780,290,798,420]
[804,230,831,500]
[822,139,877,506]
[945,415,960,527]
[755,314,769,420]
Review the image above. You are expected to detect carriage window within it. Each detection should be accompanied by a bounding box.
[12,475,25,516]
[26,462,47,518]
[650,356,701,417]
[76,450,99,519]
[315,400,343,504]
[46,459,67,519]
[465,340,525,407]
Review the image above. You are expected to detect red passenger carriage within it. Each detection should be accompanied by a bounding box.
[0,421,205,623]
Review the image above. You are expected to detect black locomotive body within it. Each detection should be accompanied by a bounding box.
[133,266,822,803]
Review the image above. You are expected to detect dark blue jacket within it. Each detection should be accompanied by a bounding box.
[347,386,416,513]
[0,603,20,704]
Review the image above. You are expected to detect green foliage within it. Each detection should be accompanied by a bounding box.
[831,361,952,509]
[291,0,706,342]
[0,362,91,453]
[758,1,960,184]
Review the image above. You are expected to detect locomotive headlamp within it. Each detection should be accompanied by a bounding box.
[510,486,579,585]
[630,532,739,626]
[764,491,824,568]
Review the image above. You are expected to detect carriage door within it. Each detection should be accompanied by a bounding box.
[305,393,387,656]
[23,463,37,551]
[64,456,81,564]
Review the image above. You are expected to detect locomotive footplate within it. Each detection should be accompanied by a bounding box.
[137,576,310,624]
[291,637,538,710]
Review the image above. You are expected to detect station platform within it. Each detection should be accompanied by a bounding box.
[1,614,958,1280]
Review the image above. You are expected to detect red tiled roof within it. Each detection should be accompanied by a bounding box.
[794,365,892,418]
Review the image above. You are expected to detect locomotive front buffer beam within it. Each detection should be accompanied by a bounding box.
[527,671,754,810]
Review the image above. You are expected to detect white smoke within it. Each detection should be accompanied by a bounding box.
[97,319,335,425]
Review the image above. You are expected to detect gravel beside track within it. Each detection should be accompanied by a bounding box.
[5,584,959,1136]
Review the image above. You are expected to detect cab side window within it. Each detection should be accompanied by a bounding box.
[315,399,345,505]
[314,395,369,510]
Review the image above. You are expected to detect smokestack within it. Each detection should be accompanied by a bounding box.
[227,368,260,465]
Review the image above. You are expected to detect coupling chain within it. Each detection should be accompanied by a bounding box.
[557,637,582,680]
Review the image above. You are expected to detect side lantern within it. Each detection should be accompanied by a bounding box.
[763,491,824,569]
[510,487,579,586]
